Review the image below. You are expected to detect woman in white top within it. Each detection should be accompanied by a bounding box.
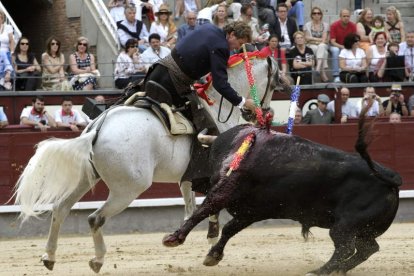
[303,6,329,82]
[114,38,146,89]
[339,33,368,83]
[149,4,177,49]
[366,32,387,82]
[0,10,15,61]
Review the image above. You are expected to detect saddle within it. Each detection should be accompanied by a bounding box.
[125,91,195,135]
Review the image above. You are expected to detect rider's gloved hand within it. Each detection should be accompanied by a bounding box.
[242,98,256,113]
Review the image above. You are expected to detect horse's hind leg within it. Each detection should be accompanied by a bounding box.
[87,181,150,273]
[42,178,93,270]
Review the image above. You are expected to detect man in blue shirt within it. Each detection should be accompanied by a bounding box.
[0,51,13,91]
[177,11,197,42]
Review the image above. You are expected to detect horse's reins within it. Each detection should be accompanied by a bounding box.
[217,55,273,123]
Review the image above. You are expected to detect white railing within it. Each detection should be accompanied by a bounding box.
[90,0,120,50]
[0,1,22,44]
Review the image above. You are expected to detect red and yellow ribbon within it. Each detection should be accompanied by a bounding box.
[226,132,255,176]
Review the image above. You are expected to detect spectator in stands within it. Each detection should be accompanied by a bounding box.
[213,4,232,29]
[356,8,373,52]
[399,31,414,81]
[238,4,264,49]
[285,0,304,31]
[270,3,298,51]
[408,92,414,116]
[177,11,197,42]
[174,0,200,21]
[294,106,302,124]
[379,42,405,82]
[20,95,56,132]
[117,5,149,52]
[196,4,219,25]
[367,32,387,82]
[327,87,358,123]
[150,4,177,49]
[69,36,97,91]
[95,94,106,104]
[0,105,8,128]
[304,6,329,82]
[356,86,384,117]
[128,0,154,23]
[108,0,127,22]
[12,37,41,91]
[0,10,15,62]
[41,37,66,91]
[302,94,334,124]
[385,6,405,44]
[339,33,368,83]
[140,33,171,70]
[0,51,12,91]
[114,38,146,89]
[369,16,390,44]
[389,112,401,123]
[205,0,242,21]
[288,31,314,85]
[54,96,87,131]
[329,9,357,83]
[260,35,287,76]
[382,84,408,116]
[254,0,276,27]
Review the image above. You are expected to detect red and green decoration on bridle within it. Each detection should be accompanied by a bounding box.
[226,45,272,176]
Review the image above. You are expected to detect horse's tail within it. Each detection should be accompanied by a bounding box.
[13,130,97,222]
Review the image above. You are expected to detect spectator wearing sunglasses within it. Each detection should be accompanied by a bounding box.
[339,33,368,83]
[41,36,66,90]
[114,38,146,89]
[12,37,41,91]
[69,36,97,90]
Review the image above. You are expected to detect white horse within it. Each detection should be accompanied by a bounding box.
[13,56,284,273]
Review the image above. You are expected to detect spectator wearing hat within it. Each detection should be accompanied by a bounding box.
[382,84,408,116]
[302,94,334,124]
[150,4,177,49]
[117,5,150,52]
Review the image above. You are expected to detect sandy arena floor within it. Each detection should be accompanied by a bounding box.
[1,222,414,276]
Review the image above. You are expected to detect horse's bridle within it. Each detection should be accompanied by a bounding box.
[217,56,274,123]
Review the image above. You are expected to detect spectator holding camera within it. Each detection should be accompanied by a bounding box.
[356,86,384,117]
[20,95,56,132]
[382,84,408,116]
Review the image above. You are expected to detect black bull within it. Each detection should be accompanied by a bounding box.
[163,117,401,275]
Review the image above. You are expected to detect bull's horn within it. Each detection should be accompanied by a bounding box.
[197,128,217,145]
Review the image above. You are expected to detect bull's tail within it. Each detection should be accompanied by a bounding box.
[12,130,97,222]
[355,102,401,187]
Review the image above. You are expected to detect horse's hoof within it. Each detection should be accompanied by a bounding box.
[42,260,55,271]
[203,252,223,266]
[89,258,103,273]
[162,233,184,247]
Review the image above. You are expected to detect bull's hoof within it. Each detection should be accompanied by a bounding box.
[42,259,55,271]
[89,258,103,273]
[203,252,223,266]
[162,233,184,247]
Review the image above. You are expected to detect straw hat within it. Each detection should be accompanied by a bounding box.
[155,4,172,16]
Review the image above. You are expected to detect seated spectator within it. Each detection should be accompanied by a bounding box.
[54,96,87,132]
[255,0,276,26]
[196,3,219,25]
[329,9,357,83]
[114,38,146,89]
[177,11,197,42]
[0,105,8,128]
[303,6,329,82]
[174,0,200,21]
[12,37,41,91]
[41,37,66,90]
[327,86,358,123]
[0,10,15,63]
[367,32,387,82]
[238,4,265,48]
[150,4,177,49]
[260,35,288,76]
[369,15,390,44]
[302,94,333,124]
[381,42,405,82]
[385,6,405,44]
[356,8,373,52]
[356,86,384,117]
[382,84,408,116]
[339,33,368,83]
[108,0,127,22]
[140,33,171,70]
[270,3,298,50]
[389,112,401,123]
[399,31,414,81]
[288,31,314,85]
[0,51,12,91]
[117,5,149,52]
[95,94,106,104]
[205,0,242,21]
[128,0,156,27]
[213,4,232,29]
[285,0,304,31]
[20,95,56,132]
[294,106,302,124]
[69,37,98,91]
[408,92,414,116]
